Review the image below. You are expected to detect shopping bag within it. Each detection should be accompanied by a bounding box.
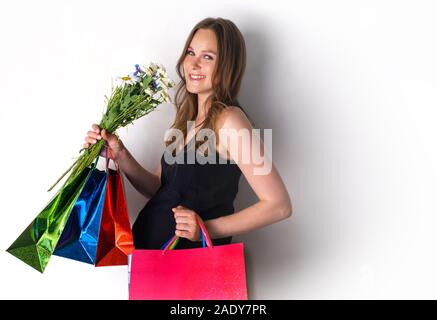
[128,217,248,300]
[53,157,107,264]
[6,162,96,273]
[94,156,134,266]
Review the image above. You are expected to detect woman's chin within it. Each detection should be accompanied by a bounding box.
[186,88,199,94]
[186,86,204,95]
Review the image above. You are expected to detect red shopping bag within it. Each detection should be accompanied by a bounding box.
[95,157,134,266]
[128,217,248,300]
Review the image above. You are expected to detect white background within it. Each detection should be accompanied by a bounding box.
[0,0,436,299]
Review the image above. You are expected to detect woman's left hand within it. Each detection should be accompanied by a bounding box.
[172,205,202,241]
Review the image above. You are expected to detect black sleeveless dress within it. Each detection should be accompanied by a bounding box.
[132,140,242,249]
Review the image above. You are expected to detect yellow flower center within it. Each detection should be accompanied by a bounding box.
[121,76,131,81]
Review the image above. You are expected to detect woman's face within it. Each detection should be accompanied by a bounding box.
[183,28,218,96]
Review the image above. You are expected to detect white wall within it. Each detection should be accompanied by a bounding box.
[0,0,436,299]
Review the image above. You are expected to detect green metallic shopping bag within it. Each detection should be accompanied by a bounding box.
[6,162,96,273]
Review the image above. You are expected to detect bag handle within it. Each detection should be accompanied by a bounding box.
[90,154,99,169]
[160,231,206,250]
[161,216,213,255]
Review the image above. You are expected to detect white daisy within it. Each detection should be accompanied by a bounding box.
[117,72,140,85]
[152,91,161,100]
[141,65,152,77]
[163,78,175,88]
[149,62,158,73]
[160,91,171,102]
[156,78,168,90]
[144,87,154,96]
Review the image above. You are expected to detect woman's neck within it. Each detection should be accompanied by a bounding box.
[197,94,211,123]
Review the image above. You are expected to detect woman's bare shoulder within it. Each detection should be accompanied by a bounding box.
[216,106,251,130]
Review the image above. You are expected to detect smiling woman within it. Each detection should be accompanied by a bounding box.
[83,17,292,250]
[171,18,248,156]
[183,30,218,96]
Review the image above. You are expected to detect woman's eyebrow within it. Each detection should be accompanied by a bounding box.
[188,47,217,55]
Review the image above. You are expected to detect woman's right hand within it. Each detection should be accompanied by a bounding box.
[83,124,124,160]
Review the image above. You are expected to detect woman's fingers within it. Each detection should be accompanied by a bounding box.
[102,129,116,143]
[85,129,101,148]
[101,129,118,143]
[175,230,191,238]
[176,222,192,231]
[92,124,100,133]
[87,130,101,140]
[175,216,194,224]
[172,207,192,216]
[85,137,97,144]
[101,129,107,140]
[172,207,202,241]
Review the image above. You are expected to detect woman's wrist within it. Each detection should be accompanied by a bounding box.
[113,140,127,164]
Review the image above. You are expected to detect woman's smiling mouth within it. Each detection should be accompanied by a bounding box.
[189,73,207,81]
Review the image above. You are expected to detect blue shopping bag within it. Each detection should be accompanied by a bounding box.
[53,157,107,264]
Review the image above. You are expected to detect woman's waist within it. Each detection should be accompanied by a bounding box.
[140,188,235,221]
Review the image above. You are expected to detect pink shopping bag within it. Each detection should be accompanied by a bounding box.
[128,218,248,300]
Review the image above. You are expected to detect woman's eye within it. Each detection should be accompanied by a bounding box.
[186,50,213,60]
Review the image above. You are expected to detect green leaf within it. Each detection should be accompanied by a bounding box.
[143,76,152,87]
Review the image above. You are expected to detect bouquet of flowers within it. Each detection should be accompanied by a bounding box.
[7,63,175,272]
[49,63,175,192]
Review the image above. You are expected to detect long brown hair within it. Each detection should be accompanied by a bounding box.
[167,17,248,154]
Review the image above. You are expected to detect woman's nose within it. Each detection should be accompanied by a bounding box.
[191,56,202,68]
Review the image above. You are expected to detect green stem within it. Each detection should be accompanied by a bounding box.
[47,157,80,192]
[47,140,104,192]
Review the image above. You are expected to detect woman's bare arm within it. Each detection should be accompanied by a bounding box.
[115,146,161,198]
[204,107,292,239]
[85,124,161,198]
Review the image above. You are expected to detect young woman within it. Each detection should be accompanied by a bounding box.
[83,17,292,249]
